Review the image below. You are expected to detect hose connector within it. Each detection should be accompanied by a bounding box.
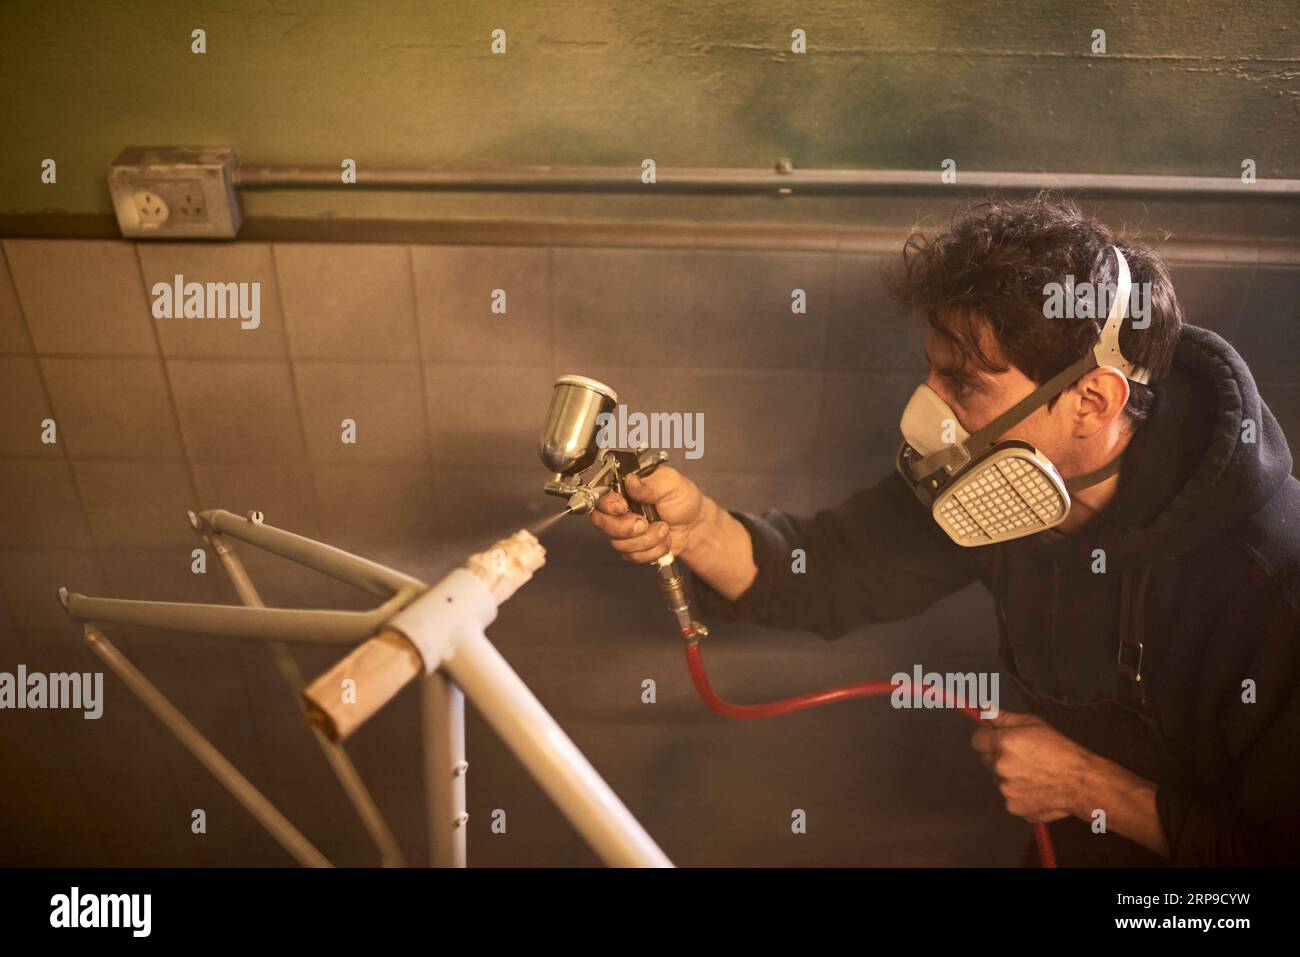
[654,554,707,641]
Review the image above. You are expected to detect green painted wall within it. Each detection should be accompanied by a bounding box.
[2,0,1297,222]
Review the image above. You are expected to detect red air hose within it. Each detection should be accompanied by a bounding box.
[682,637,1057,867]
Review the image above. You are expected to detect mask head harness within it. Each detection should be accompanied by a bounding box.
[896,245,1151,547]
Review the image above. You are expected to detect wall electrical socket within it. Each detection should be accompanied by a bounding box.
[108,147,242,238]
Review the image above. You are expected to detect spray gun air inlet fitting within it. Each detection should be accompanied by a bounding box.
[654,555,708,640]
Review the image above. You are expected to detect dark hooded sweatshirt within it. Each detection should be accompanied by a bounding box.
[689,324,1300,867]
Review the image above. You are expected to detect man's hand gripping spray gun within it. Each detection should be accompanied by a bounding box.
[540,374,1057,867]
[540,375,708,641]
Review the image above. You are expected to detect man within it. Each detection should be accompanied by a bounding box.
[590,194,1300,866]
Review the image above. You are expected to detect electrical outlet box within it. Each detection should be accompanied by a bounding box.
[108,147,242,238]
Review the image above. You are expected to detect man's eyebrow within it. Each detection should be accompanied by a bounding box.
[922,347,975,382]
[922,350,993,397]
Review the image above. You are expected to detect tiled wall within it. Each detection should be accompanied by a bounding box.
[1,236,1297,867]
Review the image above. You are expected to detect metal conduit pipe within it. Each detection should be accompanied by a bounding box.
[235,162,1300,199]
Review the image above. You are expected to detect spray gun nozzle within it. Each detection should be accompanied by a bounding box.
[566,485,609,516]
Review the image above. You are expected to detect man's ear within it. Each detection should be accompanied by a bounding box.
[1074,366,1130,435]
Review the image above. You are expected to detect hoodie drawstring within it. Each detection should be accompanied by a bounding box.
[1117,565,1151,709]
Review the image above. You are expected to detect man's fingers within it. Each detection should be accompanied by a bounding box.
[622,539,672,563]
[1028,810,1071,823]
[589,487,674,562]
[625,467,680,505]
[969,727,997,754]
[985,710,1041,728]
[607,520,672,556]
[590,507,645,539]
[595,489,628,516]
[590,488,654,539]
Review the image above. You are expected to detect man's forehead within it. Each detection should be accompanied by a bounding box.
[923,311,1006,372]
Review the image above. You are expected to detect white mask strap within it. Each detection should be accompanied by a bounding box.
[1094,246,1151,385]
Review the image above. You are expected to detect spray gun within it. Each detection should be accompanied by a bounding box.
[539,374,708,641]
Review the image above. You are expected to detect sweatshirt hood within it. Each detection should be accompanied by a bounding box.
[1022,324,1293,569]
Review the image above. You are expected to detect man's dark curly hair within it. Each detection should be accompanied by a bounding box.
[884,191,1183,426]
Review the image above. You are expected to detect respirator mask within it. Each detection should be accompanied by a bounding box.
[896,245,1151,547]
